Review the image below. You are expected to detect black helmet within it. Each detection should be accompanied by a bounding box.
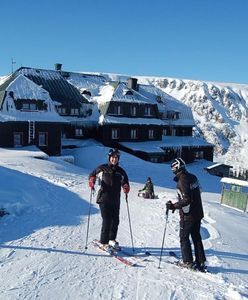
[171,158,186,174]
[108,148,120,160]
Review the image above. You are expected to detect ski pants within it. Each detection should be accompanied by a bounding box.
[179,219,206,264]
[99,202,120,244]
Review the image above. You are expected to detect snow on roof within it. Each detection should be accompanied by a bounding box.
[7,74,50,101]
[221,177,248,187]
[205,163,233,170]
[94,84,115,104]
[67,72,106,98]
[99,115,165,125]
[120,136,211,153]
[113,82,151,104]
[0,74,66,123]
[0,111,67,123]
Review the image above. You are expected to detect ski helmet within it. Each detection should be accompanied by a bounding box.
[171,158,186,174]
[108,148,120,160]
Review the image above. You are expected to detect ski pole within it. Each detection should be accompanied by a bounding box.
[125,194,135,253]
[158,207,170,269]
[85,187,94,250]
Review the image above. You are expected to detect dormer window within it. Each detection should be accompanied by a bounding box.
[81,90,91,97]
[166,110,180,120]
[22,103,37,111]
[156,96,163,103]
[124,90,133,96]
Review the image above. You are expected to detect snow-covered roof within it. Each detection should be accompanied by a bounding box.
[0,111,66,123]
[0,74,66,123]
[16,67,89,106]
[205,163,233,170]
[7,74,50,101]
[99,115,165,125]
[67,72,106,98]
[120,136,212,153]
[221,177,248,187]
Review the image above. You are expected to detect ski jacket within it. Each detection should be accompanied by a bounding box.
[89,163,129,205]
[140,181,154,195]
[173,170,204,221]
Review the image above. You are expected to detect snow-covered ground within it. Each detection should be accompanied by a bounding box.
[0,141,247,300]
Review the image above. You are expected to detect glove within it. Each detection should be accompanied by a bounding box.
[166,200,175,212]
[88,176,96,189]
[0,209,9,217]
[122,183,130,194]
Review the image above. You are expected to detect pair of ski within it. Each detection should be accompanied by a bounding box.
[92,240,207,272]
[167,250,208,273]
[91,239,145,267]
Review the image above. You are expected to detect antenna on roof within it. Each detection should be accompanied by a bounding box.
[11,57,16,73]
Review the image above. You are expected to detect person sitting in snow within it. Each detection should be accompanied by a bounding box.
[138,177,155,199]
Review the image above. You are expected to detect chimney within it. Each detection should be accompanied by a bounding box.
[127,77,138,91]
[55,63,62,71]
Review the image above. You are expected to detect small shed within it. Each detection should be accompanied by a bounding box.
[220,177,248,212]
[204,163,233,177]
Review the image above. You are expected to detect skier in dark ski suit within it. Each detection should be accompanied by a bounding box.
[88,149,130,249]
[166,158,206,271]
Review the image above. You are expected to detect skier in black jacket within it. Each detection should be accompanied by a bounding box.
[88,149,130,250]
[166,158,206,271]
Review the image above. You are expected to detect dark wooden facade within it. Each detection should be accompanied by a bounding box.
[98,124,162,145]
[204,164,233,177]
[0,121,62,156]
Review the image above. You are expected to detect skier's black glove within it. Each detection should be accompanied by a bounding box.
[0,209,9,217]
[166,201,175,212]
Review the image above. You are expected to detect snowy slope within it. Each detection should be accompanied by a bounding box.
[0,142,247,300]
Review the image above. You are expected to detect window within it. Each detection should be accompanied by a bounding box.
[151,157,159,163]
[21,103,37,111]
[38,132,48,146]
[13,132,23,147]
[130,106,136,116]
[114,105,122,115]
[111,128,120,139]
[195,151,204,159]
[171,128,176,136]
[75,128,84,137]
[145,106,151,116]
[162,128,167,136]
[30,103,36,110]
[70,108,79,115]
[131,129,138,139]
[58,107,67,115]
[167,110,180,120]
[148,129,155,139]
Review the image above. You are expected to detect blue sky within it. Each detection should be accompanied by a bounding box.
[1,0,248,84]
